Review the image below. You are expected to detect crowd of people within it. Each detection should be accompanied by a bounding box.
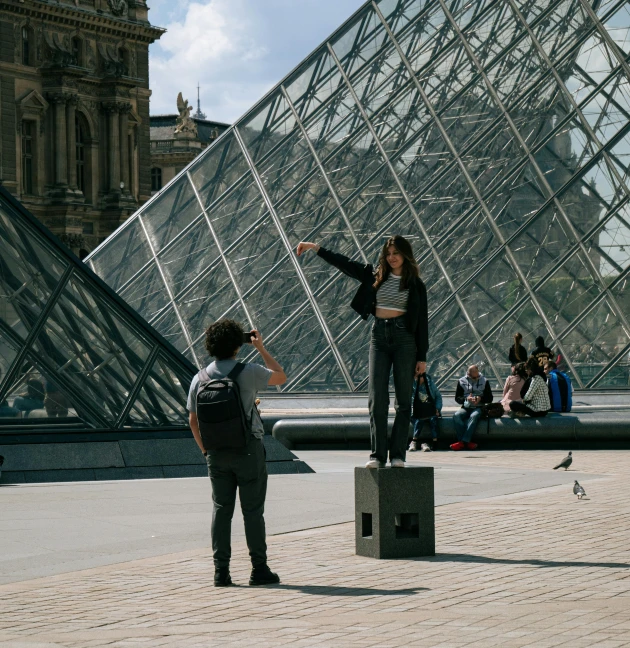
[408,332,574,452]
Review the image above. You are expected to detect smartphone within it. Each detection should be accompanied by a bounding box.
[242,331,255,344]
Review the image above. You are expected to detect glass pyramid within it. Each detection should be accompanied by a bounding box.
[87,0,630,391]
[0,186,195,429]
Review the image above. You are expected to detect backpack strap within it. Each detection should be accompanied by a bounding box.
[227,362,246,381]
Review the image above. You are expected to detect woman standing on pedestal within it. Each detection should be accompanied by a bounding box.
[296,236,429,468]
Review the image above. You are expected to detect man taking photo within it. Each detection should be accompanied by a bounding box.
[188,319,286,587]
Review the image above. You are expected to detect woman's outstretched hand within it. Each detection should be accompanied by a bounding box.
[296,241,320,256]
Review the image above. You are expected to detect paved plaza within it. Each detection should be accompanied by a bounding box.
[1,449,629,647]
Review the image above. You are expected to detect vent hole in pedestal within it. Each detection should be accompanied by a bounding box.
[362,513,372,538]
[395,513,419,539]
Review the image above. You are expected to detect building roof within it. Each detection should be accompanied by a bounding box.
[150,115,230,144]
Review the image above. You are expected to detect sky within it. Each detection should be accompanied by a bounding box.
[147,0,364,123]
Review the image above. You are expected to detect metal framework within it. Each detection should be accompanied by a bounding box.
[0,186,195,429]
[87,0,630,391]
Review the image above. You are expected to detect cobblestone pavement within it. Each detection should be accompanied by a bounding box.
[1,450,629,648]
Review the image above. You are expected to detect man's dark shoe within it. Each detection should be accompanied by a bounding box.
[249,564,280,586]
[214,567,232,587]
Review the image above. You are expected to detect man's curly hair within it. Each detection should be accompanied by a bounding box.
[204,319,244,360]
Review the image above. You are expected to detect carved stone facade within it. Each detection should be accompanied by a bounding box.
[150,102,228,194]
[0,0,164,256]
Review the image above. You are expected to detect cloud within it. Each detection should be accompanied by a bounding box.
[150,0,270,121]
[149,0,364,123]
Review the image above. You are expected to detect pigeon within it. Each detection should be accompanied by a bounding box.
[553,451,572,470]
[573,480,586,499]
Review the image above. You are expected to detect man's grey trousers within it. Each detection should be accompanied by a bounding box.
[206,437,268,569]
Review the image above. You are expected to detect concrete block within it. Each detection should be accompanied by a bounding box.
[93,467,166,481]
[266,460,315,475]
[22,469,97,483]
[355,466,434,559]
[263,435,299,461]
[163,465,208,479]
[0,443,124,471]
[118,439,205,467]
[0,471,26,484]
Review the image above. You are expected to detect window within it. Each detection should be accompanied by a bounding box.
[118,47,129,75]
[72,37,82,66]
[76,116,85,193]
[21,121,34,195]
[82,221,94,235]
[21,27,31,66]
[151,168,162,192]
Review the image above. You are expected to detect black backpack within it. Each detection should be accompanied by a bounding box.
[196,363,250,451]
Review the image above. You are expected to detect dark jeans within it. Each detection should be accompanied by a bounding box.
[206,436,268,569]
[453,407,483,443]
[412,415,439,440]
[509,401,548,417]
[369,316,417,463]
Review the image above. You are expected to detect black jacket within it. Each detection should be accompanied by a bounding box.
[317,246,429,361]
[509,344,528,365]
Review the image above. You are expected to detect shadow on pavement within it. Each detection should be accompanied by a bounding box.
[270,584,427,596]
[418,553,629,569]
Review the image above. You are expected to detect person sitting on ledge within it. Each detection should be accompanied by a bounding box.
[13,379,45,415]
[500,362,527,414]
[451,365,493,451]
[509,357,550,418]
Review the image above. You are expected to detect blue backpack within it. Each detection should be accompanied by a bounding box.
[548,370,572,413]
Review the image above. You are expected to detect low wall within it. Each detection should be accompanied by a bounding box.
[272,411,630,449]
[0,435,314,484]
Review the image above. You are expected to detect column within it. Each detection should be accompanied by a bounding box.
[119,103,131,194]
[66,95,78,189]
[50,93,68,186]
[103,102,120,192]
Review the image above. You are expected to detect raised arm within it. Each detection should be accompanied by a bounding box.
[296,241,372,282]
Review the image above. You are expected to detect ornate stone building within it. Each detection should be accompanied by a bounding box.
[149,93,228,194]
[0,0,163,256]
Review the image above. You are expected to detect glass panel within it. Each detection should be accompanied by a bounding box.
[88,217,151,292]
[188,131,252,211]
[290,350,349,392]
[140,176,202,253]
[119,261,171,323]
[33,275,152,425]
[560,298,629,387]
[589,207,630,282]
[508,205,576,285]
[176,265,241,346]
[159,218,220,298]
[484,299,553,379]
[458,254,527,334]
[153,305,195,359]
[125,356,188,427]
[1,358,84,424]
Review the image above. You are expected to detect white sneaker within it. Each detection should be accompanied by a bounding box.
[365,459,385,469]
[420,443,432,452]
[390,458,405,468]
[408,440,418,452]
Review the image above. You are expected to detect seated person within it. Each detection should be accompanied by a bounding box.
[408,372,443,452]
[544,361,573,413]
[44,381,69,418]
[500,362,527,413]
[451,365,493,451]
[0,399,19,418]
[13,379,45,414]
[509,357,550,417]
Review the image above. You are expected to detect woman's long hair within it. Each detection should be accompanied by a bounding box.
[513,332,525,361]
[374,235,419,291]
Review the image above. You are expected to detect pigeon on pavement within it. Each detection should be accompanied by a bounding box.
[553,451,572,470]
[573,480,586,499]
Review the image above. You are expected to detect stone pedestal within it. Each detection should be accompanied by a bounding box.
[355,466,435,559]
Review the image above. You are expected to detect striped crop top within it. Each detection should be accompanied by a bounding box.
[375,274,409,312]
